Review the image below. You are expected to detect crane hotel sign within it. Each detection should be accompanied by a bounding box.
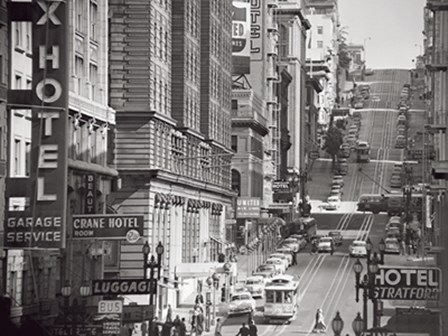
[374,266,441,301]
[4,0,68,249]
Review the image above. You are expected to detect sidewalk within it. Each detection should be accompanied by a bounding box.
[170,253,255,335]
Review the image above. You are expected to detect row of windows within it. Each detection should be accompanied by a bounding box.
[153,14,170,64]
[75,0,99,42]
[13,22,31,53]
[73,56,100,101]
[186,0,200,38]
[185,42,200,84]
[185,87,200,130]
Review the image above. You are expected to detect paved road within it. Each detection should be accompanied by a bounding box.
[218,70,433,336]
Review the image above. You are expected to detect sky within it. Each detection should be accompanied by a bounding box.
[338,0,426,69]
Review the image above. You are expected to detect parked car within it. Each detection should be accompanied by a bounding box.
[329,189,342,198]
[328,231,343,246]
[397,115,408,126]
[324,195,341,210]
[289,234,307,249]
[268,253,290,268]
[255,264,279,278]
[331,185,344,196]
[384,237,401,254]
[265,257,287,274]
[244,276,266,299]
[274,249,294,265]
[228,291,256,315]
[395,135,406,148]
[354,101,364,109]
[349,240,367,258]
[332,177,344,186]
[281,238,300,252]
[390,175,402,188]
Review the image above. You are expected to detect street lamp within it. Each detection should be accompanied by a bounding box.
[142,240,165,334]
[353,247,382,330]
[206,273,220,327]
[352,312,364,336]
[79,281,91,330]
[378,239,385,264]
[331,311,344,336]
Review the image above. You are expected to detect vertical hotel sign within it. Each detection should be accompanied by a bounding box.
[250,0,263,61]
[4,0,68,249]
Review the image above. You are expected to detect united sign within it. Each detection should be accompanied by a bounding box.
[374,266,441,301]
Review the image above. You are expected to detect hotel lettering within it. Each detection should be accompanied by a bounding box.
[4,0,68,249]
[374,267,441,301]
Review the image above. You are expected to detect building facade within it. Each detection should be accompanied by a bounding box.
[0,0,7,297]
[424,2,448,335]
[5,0,115,325]
[109,0,234,314]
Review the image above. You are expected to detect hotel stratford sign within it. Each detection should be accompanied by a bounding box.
[4,0,69,249]
[374,266,441,301]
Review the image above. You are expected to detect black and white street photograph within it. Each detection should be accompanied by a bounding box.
[0,0,446,335]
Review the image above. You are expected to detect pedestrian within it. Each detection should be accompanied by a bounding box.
[235,323,250,336]
[179,318,187,336]
[214,318,223,336]
[313,308,327,333]
[196,308,204,336]
[249,320,258,336]
[292,250,298,265]
[173,315,181,336]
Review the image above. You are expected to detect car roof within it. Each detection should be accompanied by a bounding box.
[352,240,366,245]
[329,231,341,235]
[385,237,398,242]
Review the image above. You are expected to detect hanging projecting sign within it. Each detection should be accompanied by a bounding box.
[374,266,441,301]
[92,279,156,295]
[84,173,97,214]
[71,214,144,240]
[236,197,261,218]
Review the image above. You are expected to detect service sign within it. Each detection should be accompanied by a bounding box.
[92,279,156,296]
[374,266,441,301]
[71,214,143,240]
[232,0,250,74]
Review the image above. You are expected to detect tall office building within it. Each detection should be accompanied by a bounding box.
[109,0,234,313]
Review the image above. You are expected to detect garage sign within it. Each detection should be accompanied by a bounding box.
[374,266,441,301]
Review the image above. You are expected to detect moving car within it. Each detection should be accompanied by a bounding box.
[386,227,401,239]
[384,237,401,254]
[317,236,335,254]
[244,276,266,299]
[397,115,407,126]
[354,101,364,109]
[324,195,341,210]
[349,240,367,258]
[328,231,343,246]
[228,291,256,316]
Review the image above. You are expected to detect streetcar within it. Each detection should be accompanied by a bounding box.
[264,274,300,322]
[357,193,423,215]
[355,141,370,163]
